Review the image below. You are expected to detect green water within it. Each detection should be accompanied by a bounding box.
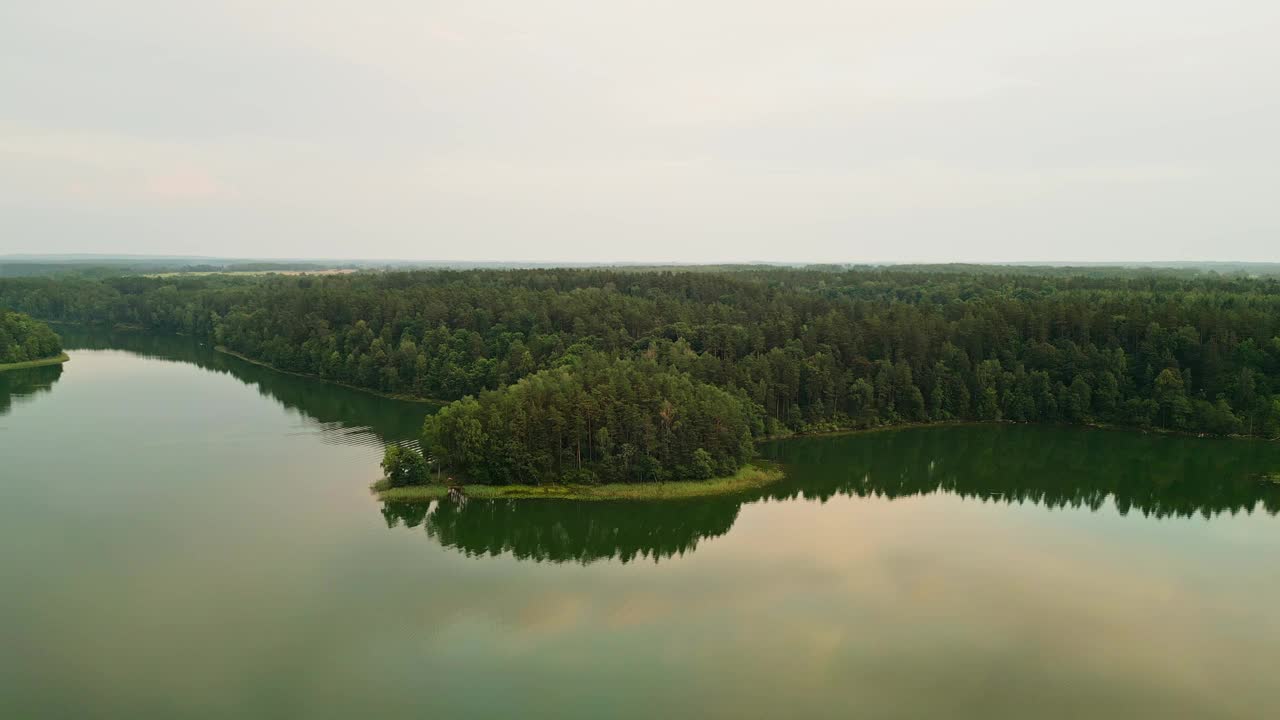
[3,332,1280,719]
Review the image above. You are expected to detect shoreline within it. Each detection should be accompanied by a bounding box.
[38,321,441,405]
[0,352,70,372]
[373,463,785,502]
[41,323,1280,445]
[213,346,447,405]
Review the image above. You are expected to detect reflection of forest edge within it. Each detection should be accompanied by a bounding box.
[760,424,1280,519]
[383,424,1280,565]
[0,363,63,417]
[53,327,428,447]
[383,497,740,565]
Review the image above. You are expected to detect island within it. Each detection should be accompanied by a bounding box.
[0,310,68,371]
[375,352,785,500]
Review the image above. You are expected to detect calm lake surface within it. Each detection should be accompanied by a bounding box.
[3,330,1280,719]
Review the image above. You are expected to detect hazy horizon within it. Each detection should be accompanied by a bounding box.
[8,253,1280,271]
[4,2,1278,263]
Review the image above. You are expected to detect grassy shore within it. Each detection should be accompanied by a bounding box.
[213,346,445,404]
[0,352,69,372]
[373,463,785,502]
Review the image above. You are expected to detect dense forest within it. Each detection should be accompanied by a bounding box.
[423,352,758,484]
[3,267,1280,482]
[0,309,62,365]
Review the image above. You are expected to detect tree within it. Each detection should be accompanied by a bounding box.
[691,448,715,480]
[381,444,429,487]
[977,387,1001,421]
[847,378,876,427]
[1154,368,1191,429]
[1266,399,1280,439]
[0,310,62,364]
[975,359,1004,421]
[1066,377,1092,422]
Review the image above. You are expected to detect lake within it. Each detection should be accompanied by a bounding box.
[3,330,1279,719]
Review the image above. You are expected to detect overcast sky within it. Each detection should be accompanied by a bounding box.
[2,1,1277,263]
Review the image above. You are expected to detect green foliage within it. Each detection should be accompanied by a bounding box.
[691,448,716,480]
[1154,368,1191,429]
[0,309,62,365]
[423,353,758,484]
[381,444,429,487]
[5,266,1280,460]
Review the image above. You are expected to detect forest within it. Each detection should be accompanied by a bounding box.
[423,351,758,484]
[0,309,63,366]
[3,266,1280,482]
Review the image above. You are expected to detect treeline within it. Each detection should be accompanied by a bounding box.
[0,310,62,365]
[3,267,1280,480]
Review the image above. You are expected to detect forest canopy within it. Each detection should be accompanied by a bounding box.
[422,352,758,485]
[3,266,1280,482]
[0,309,62,365]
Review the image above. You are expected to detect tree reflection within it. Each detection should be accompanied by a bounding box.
[382,496,741,565]
[58,326,430,447]
[0,363,63,417]
[760,424,1280,519]
[387,425,1280,565]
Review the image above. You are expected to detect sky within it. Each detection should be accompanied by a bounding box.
[2,1,1277,264]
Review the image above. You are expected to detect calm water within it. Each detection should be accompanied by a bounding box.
[3,331,1280,719]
